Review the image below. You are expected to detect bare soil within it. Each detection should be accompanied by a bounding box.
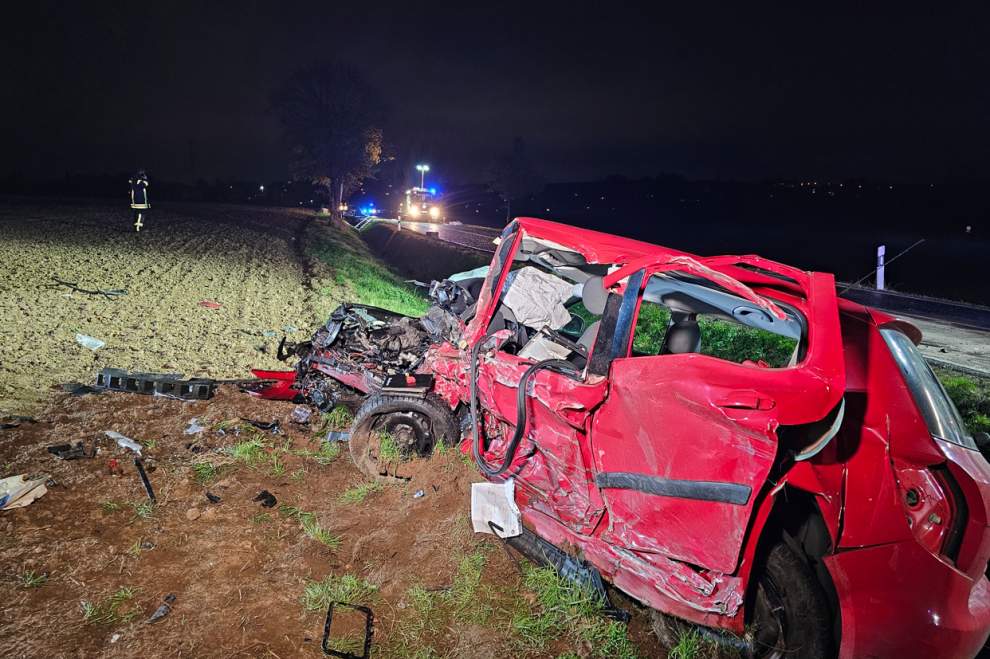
[0,204,663,659]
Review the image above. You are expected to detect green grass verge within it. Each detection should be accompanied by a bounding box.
[305,220,428,317]
[935,367,990,436]
[79,587,140,626]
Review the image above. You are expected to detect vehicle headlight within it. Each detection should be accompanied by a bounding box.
[409,207,420,216]
[429,207,440,218]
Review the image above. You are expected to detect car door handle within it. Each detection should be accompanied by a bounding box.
[716,394,775,411]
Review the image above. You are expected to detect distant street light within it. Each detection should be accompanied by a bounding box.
[416,164,430,188]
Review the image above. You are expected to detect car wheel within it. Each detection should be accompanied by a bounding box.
[650,541,832,659]
[349,392,458,482]
[748,541,832,658]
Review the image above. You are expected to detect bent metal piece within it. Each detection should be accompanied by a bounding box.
[321,602,373,659]
[94,368,216,401]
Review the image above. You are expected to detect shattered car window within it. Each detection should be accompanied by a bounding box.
[630,273,800,367]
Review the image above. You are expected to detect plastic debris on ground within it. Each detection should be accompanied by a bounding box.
[75,333,105,351]
[413,489,425,499]
[134,459,156,501]
[145,593,175,624]
[205,492,221,503]
[61,382,104,396]
[325,431,349,443]
[253,490,277,508]
[1,475,49,511]
[291,406,311,423]
[0,415,37,430]
[241,418,280,435]
[471,480,522,537]
[198,301,221,308]
[184,418,207,435]
[261,331,277,337]
[283,325,297,333]
[47,442,95,460]
[104,431,143,456]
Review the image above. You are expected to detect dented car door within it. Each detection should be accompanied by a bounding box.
[590,256,845,574]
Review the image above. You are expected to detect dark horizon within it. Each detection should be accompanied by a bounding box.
[2,2,989,186]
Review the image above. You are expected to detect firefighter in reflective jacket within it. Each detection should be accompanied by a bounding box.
[129,170,149,232]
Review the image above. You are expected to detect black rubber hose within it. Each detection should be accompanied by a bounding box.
[470,334,579,477]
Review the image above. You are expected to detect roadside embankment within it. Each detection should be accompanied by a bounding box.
[361,223,491,282]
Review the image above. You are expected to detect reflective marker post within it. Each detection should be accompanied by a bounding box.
[877,245,885,290]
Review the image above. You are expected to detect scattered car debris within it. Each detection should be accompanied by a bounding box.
[1,415,38,430]
[60,382,104,397]
[95,368,217,401]
[205,492,221,504]
[413,490,425,499]
[51,276,126,301]
[241,418,280,435]
[0,475,48,510]
[185,443,203,454]
[325,431,349,443]
[471,481,521,537]
[145,593,175,625]
[105,431,143,456]
[253,490,277,508]
[284,325,297,333]
[75,333,105,351]
[184,418,207,435]
[134,459,156,501]
[46,442,95,460]
[261,331,278,337]
[199,301,221,308]
[291,406,311,423]
[322,602,374,659]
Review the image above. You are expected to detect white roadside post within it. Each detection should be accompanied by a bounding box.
[877,245,886,291]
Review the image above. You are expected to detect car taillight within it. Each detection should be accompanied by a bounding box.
[893,461,966,562]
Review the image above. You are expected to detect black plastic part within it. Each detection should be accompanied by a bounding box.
[205,492,221,504]
[321,602,374,659]
[134,459,156,501]
[497,525,629,624]
[596,472,752,506]
[254,490,277,508]
[380,373,434,396]
[47,442,95,460]
[94,368,216,401]
[610,269,645,361]
[587,293,624,377]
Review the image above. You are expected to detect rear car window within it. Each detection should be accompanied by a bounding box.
[880,328,976,450]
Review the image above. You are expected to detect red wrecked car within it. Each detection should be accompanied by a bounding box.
[258,217,990,658]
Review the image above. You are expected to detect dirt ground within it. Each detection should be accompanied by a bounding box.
[0,203,318,415]
[0,203,662,659]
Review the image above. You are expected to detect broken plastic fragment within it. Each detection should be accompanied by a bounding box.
[145,593,175,625]
[291,406,311,423]
[471,480,521,537]
[413,489,425,499]
[0,475,48,510]
[261,331,277,337]
[283,325,297,333]
[75,333,105,351]
[105,431,143,456]
[199,301,221,308]
[254,490,277,508]
[184,418,207,435]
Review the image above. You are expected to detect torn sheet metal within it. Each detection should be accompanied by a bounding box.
[1,475,48,510]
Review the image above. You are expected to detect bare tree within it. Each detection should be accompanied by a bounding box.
[484,137,544,224]
[270,60,387,226]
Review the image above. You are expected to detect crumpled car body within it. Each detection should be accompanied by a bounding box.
[260,217,990,658]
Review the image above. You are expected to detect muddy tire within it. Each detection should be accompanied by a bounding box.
[349,392,458,482]
[650,540,831,658]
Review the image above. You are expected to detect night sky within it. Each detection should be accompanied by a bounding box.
[2,1,988,184]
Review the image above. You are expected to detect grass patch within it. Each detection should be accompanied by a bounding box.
[511,565,639,658]
[192,462,226,485]
[131,502,155,519]
[228,439,267,466]
[292,441,341,466]
[291,467,308,484]
[303,573,380,611]
[337,482,384,504]
[269,456,286,477]
[250,512,272,525]
[935,367,990,436]
[99,501,120,512]
[325,407,355,430]
[80,586,140,626]
[305,221,428,317]
[279,505,317,523]
[22,571,48,588]
[302,519,342,548]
